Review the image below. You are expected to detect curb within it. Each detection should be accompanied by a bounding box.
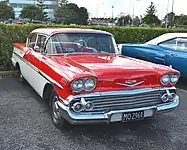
[0,71,18,76]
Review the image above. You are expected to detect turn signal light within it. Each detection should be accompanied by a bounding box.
[71,98,94,112]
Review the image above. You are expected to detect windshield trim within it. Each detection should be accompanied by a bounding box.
[43,32,118,55]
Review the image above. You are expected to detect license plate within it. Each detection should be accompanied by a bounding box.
[123,111,144,122]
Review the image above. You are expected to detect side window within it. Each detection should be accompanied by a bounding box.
[159,39,177,50]
[28,33,37,49]
[176,38,187,51]
[36,35,47,51]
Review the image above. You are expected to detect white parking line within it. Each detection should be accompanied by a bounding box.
[177,88,187,93]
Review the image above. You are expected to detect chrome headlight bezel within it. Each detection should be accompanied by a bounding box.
[71,79,84,92]
[84,78,96,91]
[160,73,180,85]
[71,77,97,92]
[160,74,170,85]
[170,74,180,84]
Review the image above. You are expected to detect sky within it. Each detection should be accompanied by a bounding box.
[70,0,187,19]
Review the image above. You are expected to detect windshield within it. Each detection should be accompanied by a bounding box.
[45,33,118,54]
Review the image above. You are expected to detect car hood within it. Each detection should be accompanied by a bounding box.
[48,53,163,91]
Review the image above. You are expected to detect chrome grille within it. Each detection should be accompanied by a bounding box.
[71,90,166,112]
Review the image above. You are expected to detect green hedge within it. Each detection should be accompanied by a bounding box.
[1,23,187,70]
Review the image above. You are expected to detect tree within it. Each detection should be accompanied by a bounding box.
[37,0,48,21]
[174,14,187,25]
[146,1,157,15]
[58,0,68,7]
[37,0,46,10]
[0,0,8,4]
[132,16,141,26]
[164,12,175,27]
[55,3,78,24]
[142,14,160,27]
[77,7,89,25]
[142,2,160,27]
[54,3,89,25]
[20,5,46,22]
[116,15,132,26]
[0,3,14,20]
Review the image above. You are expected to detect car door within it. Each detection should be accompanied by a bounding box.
[159,38,187,78]
[32,34,49,95]
[24,33,48,94]
[22,33,39,91]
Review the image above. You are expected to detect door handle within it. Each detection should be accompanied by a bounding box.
[170,54,177,57]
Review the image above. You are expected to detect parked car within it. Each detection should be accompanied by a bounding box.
[11,28,180,129]
[15,21,24,25]
[118,33,187,79]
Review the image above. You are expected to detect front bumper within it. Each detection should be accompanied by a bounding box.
[57,87,180,125]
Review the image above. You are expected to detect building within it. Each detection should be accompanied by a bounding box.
[89,18,117,26]
[4,0,58,19]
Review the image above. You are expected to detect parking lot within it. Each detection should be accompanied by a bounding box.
[0,76,187,150]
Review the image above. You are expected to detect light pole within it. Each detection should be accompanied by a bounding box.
[171,0,175,28]
[172,0,174,12]
[132,1,134,26]
[96,1,104,18]
[96,4,99,17]
[165,0,170,28]
[132,0,141,26]
[112,5,114,26]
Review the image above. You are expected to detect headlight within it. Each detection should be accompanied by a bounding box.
[71,79,84,92]
[71,77,97,92]
[161,75,170,85]
[84,78,96,91]
[170,74,179,84]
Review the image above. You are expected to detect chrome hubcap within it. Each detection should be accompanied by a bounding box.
[52,96,60,120]
[20,74,23,81]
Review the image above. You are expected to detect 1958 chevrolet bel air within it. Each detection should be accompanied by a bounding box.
[11,28,180,128]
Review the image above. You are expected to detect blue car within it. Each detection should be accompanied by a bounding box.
[119,33,187,79]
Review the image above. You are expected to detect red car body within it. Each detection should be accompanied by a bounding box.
[11,28,180,128]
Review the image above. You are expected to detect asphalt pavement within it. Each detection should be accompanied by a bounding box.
[0,76,187,150]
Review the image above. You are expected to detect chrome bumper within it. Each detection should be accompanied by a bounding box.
[57,94,179,125]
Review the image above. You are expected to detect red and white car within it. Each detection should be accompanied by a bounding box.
[11,28,180,128]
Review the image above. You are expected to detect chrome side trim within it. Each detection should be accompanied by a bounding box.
[64,87,176,104]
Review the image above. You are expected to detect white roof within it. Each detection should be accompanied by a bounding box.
[146,33,187,45]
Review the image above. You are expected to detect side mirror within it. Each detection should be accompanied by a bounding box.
[117,44,119,50]
[33,45,40,52]
[117,44,123,54]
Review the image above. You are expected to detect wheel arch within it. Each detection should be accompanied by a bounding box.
[43,83,54,102]
[15,62,20,71]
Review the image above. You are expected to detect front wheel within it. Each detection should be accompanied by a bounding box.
[49,90,71,129]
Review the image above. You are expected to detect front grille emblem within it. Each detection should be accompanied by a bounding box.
[116,80,144,87]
